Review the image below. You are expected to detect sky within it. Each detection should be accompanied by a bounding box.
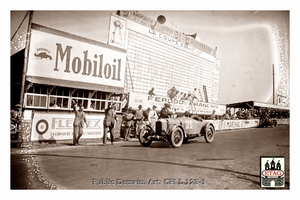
[8,1,295,106]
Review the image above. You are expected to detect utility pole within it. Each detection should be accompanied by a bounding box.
[272,64,275,105]
[20,11,33,110]
[19,11,34,148]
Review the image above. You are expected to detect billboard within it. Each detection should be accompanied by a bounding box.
[128,92,226,116]
[108,15,127,49]
[31,112,105,141]
[117,11,217,57]
[110,13,220,103]
[27,24,127,89]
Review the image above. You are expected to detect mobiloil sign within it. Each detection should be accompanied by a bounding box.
[27,23,126,88]
[54,44,122,81]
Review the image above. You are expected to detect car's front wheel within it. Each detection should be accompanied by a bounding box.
[170,127,184,148]
[139,126,152,147]
[204,124,215,143]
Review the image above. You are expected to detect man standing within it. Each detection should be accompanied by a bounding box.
[134,105,144,136]
[122,107,135,141]
[210,110,216,120]
[10,104,22,124]
[103,103,118,145]
[148,105,158,129]
[73,103,88,145]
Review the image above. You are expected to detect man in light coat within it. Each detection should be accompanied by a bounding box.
[73,103,88,145]
[148,105,158,130]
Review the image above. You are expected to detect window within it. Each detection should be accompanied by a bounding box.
[49,96,69,109]
[24,83,123,112]
[90,91,107,111]
[49,86,70,109]
[25,94,47,107]
[72,89,89,109]
[106,93,122,112]
[25,84,48,108]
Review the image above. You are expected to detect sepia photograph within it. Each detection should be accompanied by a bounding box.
[6,0,299,198]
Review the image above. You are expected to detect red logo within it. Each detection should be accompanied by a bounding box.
[261,170,284,177]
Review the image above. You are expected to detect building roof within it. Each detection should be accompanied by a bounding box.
[226,101,289,111]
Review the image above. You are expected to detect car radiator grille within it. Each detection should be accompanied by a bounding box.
[156,121,162,134]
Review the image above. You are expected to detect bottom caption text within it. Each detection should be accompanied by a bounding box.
[92,178,205,186]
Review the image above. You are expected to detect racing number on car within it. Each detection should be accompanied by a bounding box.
[185,120,193,129]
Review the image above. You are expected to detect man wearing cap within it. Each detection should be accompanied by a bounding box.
[11,104,22,124]
[135,105,144,136]
[148,105,158,129]
[103,103,118,145]
[72,103,88,145]
[159,103,173,118]
[122,107,135,141]
[10,104,22,138]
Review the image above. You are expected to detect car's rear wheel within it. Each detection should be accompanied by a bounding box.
[204,124,215,143]
[139,126,152,147]
[170,127,184,148]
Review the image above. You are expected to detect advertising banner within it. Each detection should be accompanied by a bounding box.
[128,92,226,115]
[31,112,106,141]
[117,11,216,57]
[27,24,127,89]
[108,15,127,49]
[206,119,259,131]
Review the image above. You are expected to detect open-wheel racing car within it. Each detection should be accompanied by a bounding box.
[259,117,277,128]
[138,116,215,148]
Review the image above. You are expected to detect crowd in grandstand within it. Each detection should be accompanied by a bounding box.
[222,108,289,120]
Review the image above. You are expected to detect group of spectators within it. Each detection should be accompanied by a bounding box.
[121,103,174,141]
[220,108,290,120]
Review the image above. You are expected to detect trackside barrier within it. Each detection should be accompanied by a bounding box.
[206,119,259,131]
[26,111,290,144]
[206,119,289,131]
[276,118,290,125]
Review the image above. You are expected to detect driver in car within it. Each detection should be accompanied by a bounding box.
[159,103,173,118]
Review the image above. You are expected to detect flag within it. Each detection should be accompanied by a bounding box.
[167,87,178,100]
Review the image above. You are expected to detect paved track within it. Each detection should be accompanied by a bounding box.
[11,126,290,190]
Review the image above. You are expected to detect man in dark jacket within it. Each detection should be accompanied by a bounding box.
[159,103,173,118]
[123,107,135,141]
[103,103,118,145]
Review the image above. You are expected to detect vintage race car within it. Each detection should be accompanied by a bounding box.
[259,117,277,128]
[138,116,215,148]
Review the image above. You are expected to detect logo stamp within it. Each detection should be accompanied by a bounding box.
[34,48,52,60]
[260,156,285,188]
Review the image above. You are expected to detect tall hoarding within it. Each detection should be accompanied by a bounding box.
[27,23,127,91]
[128,92,226,116]
[109,11,220,103]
